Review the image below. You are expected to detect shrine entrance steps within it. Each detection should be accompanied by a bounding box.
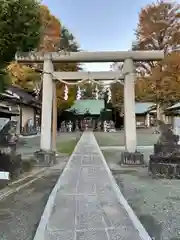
[34,132,151,240]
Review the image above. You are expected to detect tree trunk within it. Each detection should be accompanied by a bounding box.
[156,103,165,121]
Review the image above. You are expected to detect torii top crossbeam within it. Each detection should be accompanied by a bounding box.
[15,50,164,63]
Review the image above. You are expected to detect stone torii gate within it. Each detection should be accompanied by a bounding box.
[16,50,164,163]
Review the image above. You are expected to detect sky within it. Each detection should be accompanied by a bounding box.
[41,0,176,71]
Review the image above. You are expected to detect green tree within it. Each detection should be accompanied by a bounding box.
[55,25,81,72]
[7,4,61,92]
[55,25,81,110]
[110,82,123,111]
[8,8,81,112]
[133,0,180,119]
[0,0,42,91]
[58,26,80,52]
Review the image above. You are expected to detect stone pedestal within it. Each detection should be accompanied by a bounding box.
[120,151,144,165]
[149,121,180,179]
[34,150,56,167]
[149,155,180,178]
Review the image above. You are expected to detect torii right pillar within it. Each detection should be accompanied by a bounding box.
[123,58,137,153]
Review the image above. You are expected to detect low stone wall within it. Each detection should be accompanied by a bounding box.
[149,156,180,178]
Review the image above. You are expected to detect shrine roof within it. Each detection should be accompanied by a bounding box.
[0,85,41,108]
[135,102,155,114]
[167,102,180,110]
[67,99,104,115]
[67,100,155,115]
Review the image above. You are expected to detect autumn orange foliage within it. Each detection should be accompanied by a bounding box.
[39,5,61,53]
[110,1,180,118]
[133,0,180,108]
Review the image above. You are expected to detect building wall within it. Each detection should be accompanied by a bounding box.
[136,115,145,124]
[164,115,173,125]
[11,115,21,134]
[21,106,35,128]
[173,116,180,138]
[136,113,174,127]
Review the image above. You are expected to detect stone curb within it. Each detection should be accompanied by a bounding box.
[94,135,152,240]
[33,136,82,240]
[100,145,153,150]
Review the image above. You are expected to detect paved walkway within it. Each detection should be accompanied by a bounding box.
[34,132,151,240]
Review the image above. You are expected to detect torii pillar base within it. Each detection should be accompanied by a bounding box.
[33,150,56,167]
[120,151,145,166]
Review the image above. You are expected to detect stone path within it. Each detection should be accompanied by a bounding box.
[34,132,151,240]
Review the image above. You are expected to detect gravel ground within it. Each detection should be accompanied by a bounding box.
[17,132,81,158]
[94,131,180,240]
[0,158,68,240]
[94,129,159,146]
[102,148,180,240]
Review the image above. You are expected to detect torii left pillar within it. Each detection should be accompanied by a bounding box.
[35,54,56,166]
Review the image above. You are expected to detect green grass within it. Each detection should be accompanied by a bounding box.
[56,139,79,155]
